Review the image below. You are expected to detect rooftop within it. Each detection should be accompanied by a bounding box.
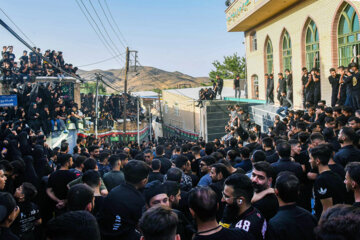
[164,87,243,100]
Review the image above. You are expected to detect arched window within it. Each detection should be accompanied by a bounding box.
[251,75,259,99]
[305,20,319,70]
[338,4,360,66]
[251,32,257,51]
[282,31,292,72]
[265,39,273,74]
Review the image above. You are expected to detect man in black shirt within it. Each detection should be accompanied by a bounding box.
[334,127,360,167]
[209,163,230,202]
[349,63,360,110]
[285,69,293,106]
[344,162,360,207]
[276,73,286,102]
[155,145,172,175]
[98,160,150,240]
[220,174,266,240]
[266,172,317,240]
[250,162,278,221]
[19,50,29,67]
[215,75,224,100]
[148,159,164,183]
[266,74,274,104]
[234,75,240,98]
[189,187,253,240]
[328,68,340,107]
[276,92,291,117]
[271,142,304,182]
[309,144,347,219]
[312,68,321,105]
[46,154,76,212]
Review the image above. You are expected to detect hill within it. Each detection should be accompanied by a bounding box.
[78,66,210,92]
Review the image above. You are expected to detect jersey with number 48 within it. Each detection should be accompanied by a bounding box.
[230,206,267,240]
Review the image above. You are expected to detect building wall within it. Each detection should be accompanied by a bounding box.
[242,0,360,109]
[162,91,200,135]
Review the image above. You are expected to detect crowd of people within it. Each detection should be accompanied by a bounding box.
[263,59,360,116]
[0,46,79,87]
[197,75,224,107]
[81,93,145,129]
[0,89,359,240]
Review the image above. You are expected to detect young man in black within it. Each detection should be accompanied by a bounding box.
[285,69,293,106]
[250,161,278,221]
[344,162,360,207]
[334,127,360,167]
[309,144,347,219]
[220,174,266,240]
[266,172,317,240]
[266,74,274,104]
[349,62,360,110]
[189,187,252,240]
[215,75,224,100]
[155,145,172,175]
[103,155,125,191]
[312,68,321,105]
[46,154,76,213]
[328,68,340,107]
[271,142,303,182]
[234,75,240,98]
[98,160,150,240]
[148,159,164,183]
[276,73,286,102]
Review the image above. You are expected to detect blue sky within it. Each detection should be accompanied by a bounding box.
[0,0,245,77]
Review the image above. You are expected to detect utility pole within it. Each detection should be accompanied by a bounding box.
[123,47,130,144]
[158,91,164,137]
[148,105,152,143]
[95,73,100,139]
[137,97,140,146]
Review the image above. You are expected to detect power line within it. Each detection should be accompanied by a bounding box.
[77,0,124,64]
[103,0,129,47]
[77,52,126,67]
[97,0,127,50]
[75,0,122,65]
[87,0,124,60]
[0,7,36,47]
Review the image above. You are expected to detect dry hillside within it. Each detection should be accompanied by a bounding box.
[78,66,209,92]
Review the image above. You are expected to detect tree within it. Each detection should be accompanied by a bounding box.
[81,82,107,94]
[209,53,246,80]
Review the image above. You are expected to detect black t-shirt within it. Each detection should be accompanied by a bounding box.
[12,201,40,236]
[221,206,266,240]
[278,78,287,93]
[194,227,254,240]
[351,72,360,91]
[314,74,321,89]
[329,163,345,180]
[314,170,347,219]
[234,78,240,88]
[148,171,164,183]
[287,74,293,89]
[253,193,279,221]
[328,74,340,92]
[47,170,77,200]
